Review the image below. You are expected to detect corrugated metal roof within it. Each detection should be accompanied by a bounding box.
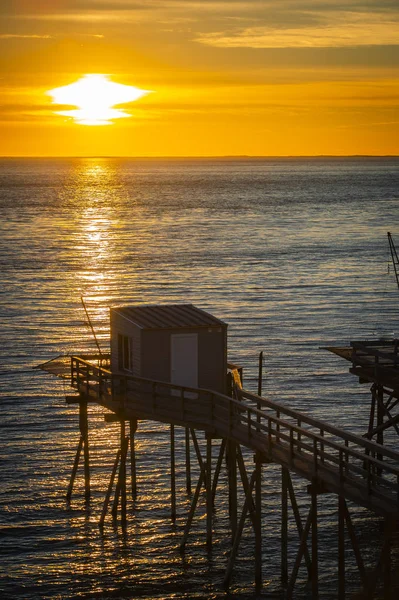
[112,304,227,330]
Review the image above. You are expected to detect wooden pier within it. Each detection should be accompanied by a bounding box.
[46,353,399,599]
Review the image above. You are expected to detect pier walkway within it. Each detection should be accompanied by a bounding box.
[49,354,399,597]
[71,355,399,518]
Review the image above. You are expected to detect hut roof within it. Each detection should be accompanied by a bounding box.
[112,304,226,330]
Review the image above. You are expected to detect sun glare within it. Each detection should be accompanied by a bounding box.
[48,74,150,125]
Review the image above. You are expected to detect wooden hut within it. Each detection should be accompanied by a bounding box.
[110,304,227,394]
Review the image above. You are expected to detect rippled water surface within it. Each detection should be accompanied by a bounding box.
[1,157,399,599]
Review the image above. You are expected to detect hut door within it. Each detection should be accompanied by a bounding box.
[171,333,198,389]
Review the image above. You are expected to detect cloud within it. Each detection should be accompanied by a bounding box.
[0,34,52,39]
[195,12,399,48]
[3,1,398,34]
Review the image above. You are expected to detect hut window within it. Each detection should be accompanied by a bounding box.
[118,334,132,371]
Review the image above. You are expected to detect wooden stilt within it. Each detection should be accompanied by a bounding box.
[367,385,376,438]
[206,435,212,548]
[185,427,191,495]
[171,424,176,522]
[130,419,137,499]
[112,475,121,516]
[228,440,237,539]
[287,506,313,598]
[224,470,256,589]
[367,544,386,599]
[180,466,206,551]
[66,436,83,502]
[79,400,90,502]
[211,438,226,504]
[254,452,262,591]
[338,495,345,599]
[281,466,289,585]
[367,410,399,439]
[377,385,384,475]
[191,429,205,474]
[112,431,129,521]
[343,501,367,589]
[287,472,312,575]
[377,385,384,444]
[311,481,319,598]
[236,446,256,526]
[364,385,377,471]
[99,447,121,527]
[257,351,263,430]
[257,351,263,397]
[120,420,127,527]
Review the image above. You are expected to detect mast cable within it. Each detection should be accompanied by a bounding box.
[81,296,103,358]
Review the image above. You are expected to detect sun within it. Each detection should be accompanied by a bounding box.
[48,74,150,125]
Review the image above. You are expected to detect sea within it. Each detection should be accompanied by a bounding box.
[0,156,398,599]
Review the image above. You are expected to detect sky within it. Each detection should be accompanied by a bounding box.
[0,0,398,156]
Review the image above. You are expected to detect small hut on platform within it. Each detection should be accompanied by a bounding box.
[110,304,228,394]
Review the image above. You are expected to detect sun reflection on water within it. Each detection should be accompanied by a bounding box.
[64,160,125,348]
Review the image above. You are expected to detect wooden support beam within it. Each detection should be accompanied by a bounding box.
[112,471,121,515]
[190,429,205,476]
[224,470,256,589]
[66,436,83,502]
[211,438,227,505]
[130,419,137,500]
[185,427,191,495]
[120,421,127,527]
[228,441,237,538]
[366,411,399,440]
[338,495,345,599]
[364,518,394,600]
[281,466,289,585]
[236,446,256,528]
[367,386,376,439]
[386,394,399,411]
[79,400,90,503]
[311,480,319,598]
[377,385,384,462]
[286,506,313,598]
[287,472,312,575]
[112,434,129,522]
[257,350,263,397]
[206,435,212,548]
[171,425,176,523]
[364,386,377,468]
[254,452,262,591]
[379,397,399,437]
[343,501,367,589]
[257,351,263,430]
[180,465,206,551]
[99,447,121,527]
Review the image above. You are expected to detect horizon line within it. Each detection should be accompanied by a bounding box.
[1,154,398,160]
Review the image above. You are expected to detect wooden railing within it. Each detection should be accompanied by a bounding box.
[71,356,399,516]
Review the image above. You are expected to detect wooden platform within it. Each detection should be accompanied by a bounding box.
[69,355,399,519]
[350,340,399,394]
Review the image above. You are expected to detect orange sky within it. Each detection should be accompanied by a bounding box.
[0,0,398,156]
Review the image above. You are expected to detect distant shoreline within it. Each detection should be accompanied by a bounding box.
[1,155,398,160]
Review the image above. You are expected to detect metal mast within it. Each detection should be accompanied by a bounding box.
[387,231,399,291]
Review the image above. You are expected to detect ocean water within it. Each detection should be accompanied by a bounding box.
[1,157,399,599]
